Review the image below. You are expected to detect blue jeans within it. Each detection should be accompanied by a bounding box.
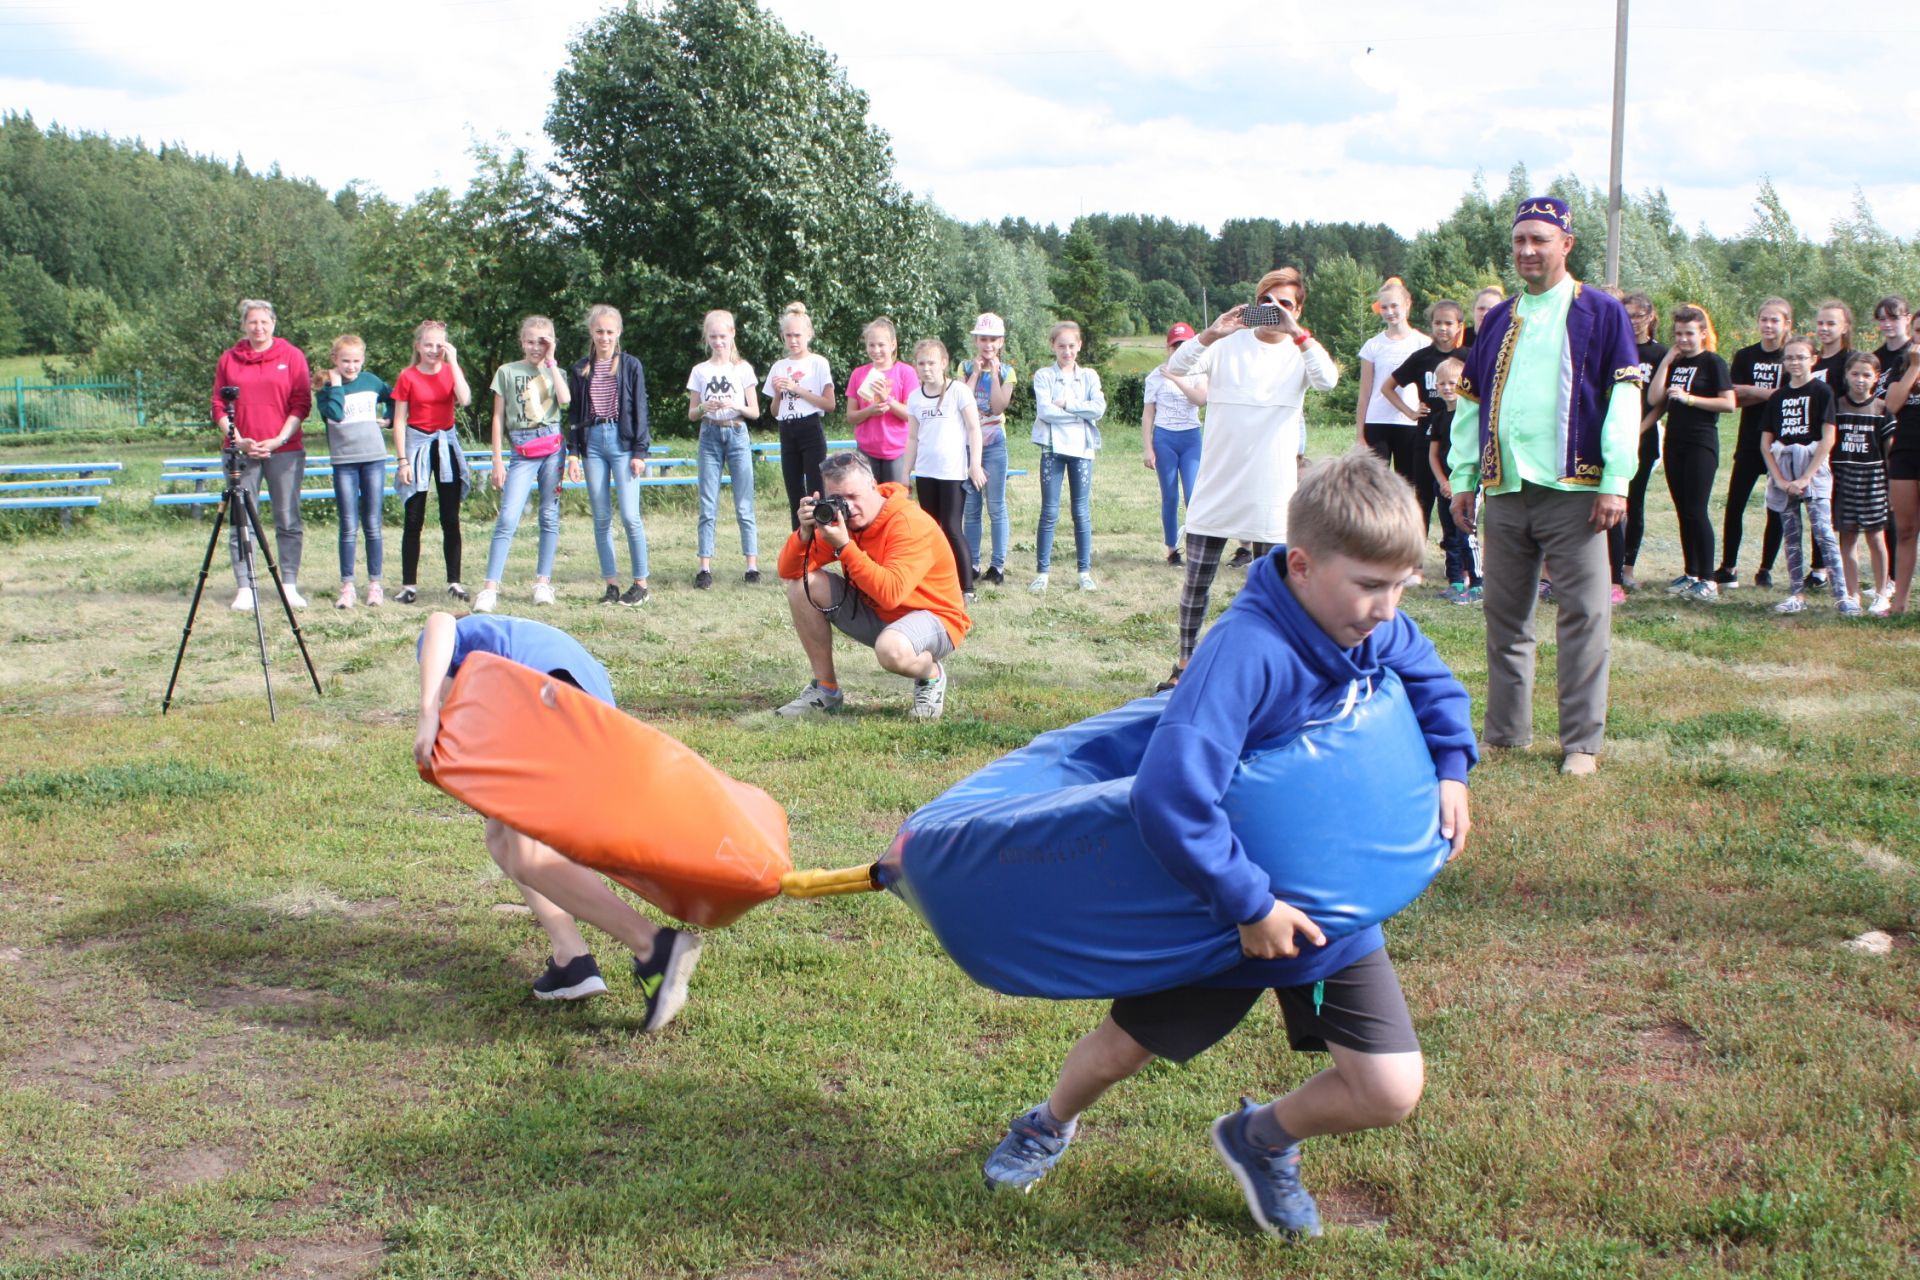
[697,422,757,559]
[963,435,1010,570]
[331,458,386,580]
[584,422,648,580]
[484,449,562,583]
[1035,450,1093,574]
[1152,426,1202,548]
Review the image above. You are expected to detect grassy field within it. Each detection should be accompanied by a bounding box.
[2,419,1916,1278]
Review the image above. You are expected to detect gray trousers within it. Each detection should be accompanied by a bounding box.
[230,449,306,588]
[1480,483,1612,755]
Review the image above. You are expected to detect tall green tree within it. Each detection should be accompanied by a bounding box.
[1049,225,1125,366]
[547,0,939,397]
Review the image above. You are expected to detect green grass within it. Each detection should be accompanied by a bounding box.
[2,416,1916,1277]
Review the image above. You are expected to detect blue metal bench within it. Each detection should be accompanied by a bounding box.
[0,462,119,525]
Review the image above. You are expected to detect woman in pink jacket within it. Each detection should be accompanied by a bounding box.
[211,298,313,610]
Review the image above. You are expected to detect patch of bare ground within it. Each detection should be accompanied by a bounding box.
[150,1144,245,1189]
[190,983,339,1014]
[219,1230,388,1280]
[719,1250,825,1279]
[1,1224,100,1261]
[1319,1183,1394,1230]
[1604,1019,1709,1084]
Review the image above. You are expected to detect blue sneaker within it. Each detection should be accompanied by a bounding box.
[1211,1099,1323,1239]
[984,1105,1073,1192]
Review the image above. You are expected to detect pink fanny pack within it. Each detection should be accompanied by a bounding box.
[517,432,564,459]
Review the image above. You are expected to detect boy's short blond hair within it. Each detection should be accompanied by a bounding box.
[1289,448,1425,570]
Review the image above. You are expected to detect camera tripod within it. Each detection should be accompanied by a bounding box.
[162,438,322,721]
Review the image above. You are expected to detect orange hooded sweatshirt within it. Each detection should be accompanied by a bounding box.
[776,482,971,648]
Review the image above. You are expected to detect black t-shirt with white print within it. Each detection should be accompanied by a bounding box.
[1661,351,1731,438]
[1389,344,1464,415]
[1763,379,1835,448]
[1729,342,1786,439]
[1833,394,1894,466]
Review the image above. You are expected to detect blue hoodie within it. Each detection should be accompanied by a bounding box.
[1130,546,1477,988]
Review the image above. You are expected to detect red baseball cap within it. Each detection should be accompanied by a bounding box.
[1166,323,1196,347]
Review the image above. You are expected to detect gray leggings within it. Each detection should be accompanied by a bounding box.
[231,449,305,588]
[1780,497,1845,599]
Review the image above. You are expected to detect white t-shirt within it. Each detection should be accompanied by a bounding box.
[687,358,755,423]
[1144,367,1204,431]
[761,352,833,421]
[907,381,975,481]
[1358,331,1432,425]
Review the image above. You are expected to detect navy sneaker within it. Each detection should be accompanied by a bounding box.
[984,1104,1073,1192]
[633,928,702,1031]
[1211,1099,1323,1239]
[532,952,609,1002]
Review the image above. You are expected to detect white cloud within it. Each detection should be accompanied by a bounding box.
[1,0,1914,247]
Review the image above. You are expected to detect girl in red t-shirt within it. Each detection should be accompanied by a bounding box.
[391,320,475,603]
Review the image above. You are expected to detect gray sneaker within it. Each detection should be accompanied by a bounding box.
[911,665,947,720]
[775,681,844,718]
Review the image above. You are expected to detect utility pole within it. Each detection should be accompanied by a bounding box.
[1605,0,1629,286]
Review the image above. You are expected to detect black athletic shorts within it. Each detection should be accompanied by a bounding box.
[1889,450,1920,483]
[1109,946,1419,1064]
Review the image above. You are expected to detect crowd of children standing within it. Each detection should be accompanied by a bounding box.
[213,286,1920,624]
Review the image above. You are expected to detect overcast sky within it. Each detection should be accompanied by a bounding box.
[4,0,1916,241]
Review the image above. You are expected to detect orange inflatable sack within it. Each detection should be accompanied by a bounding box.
[424,651,791,927]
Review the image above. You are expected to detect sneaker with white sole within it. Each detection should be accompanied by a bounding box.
[1029,573,1049,593]
[984,1104,1074,1192]
[1838,596,1864,616]
[335,582,357,610]
[620,583,649,606]
[1078,573,1098,591]
[531,952,608,1002]
[1683,579,1719,603]
[1664,575,1694,595]
[1868,590,1892,617]
[474,587,499,613]
[281,583,308,609]
[231,587,256,612]
[911,665,947,720]
[447,583,470,603]
[1774,595,1806,614]
[775,681,844,718]
[532,583,556,606]
[365,582,384,607]
[633,928,702,1031]
[1211,1099,1323,1239]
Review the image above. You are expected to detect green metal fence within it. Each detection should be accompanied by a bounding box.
[7,373,147,433]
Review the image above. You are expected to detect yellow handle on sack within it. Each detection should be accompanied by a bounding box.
[779,863,883,898]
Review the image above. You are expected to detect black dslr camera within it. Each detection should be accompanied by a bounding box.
[812,494,852,529]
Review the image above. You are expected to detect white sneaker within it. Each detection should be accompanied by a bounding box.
[1029,573,1049,594]
[1078,573,1098,592]
[335,582,357,610]
[1869,589,1893,617]
[281,583,308,609]
[532,582,556,606]
[474,587,499,613]
[230,586,256,612]
[910,664,948,720]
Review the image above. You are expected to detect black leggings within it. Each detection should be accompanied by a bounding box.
[914,477,973,594]
[403,437,464,585]
[1612,424,1662,581]
[1664,428,1719,580]
[1719,428,1786,575]
[778,415,828,530]
[1364,421,1437,538]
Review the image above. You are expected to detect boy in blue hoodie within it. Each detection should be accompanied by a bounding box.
[984,450,1477,1239]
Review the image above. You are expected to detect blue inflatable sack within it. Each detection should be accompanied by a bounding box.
[877,671,1449,999]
